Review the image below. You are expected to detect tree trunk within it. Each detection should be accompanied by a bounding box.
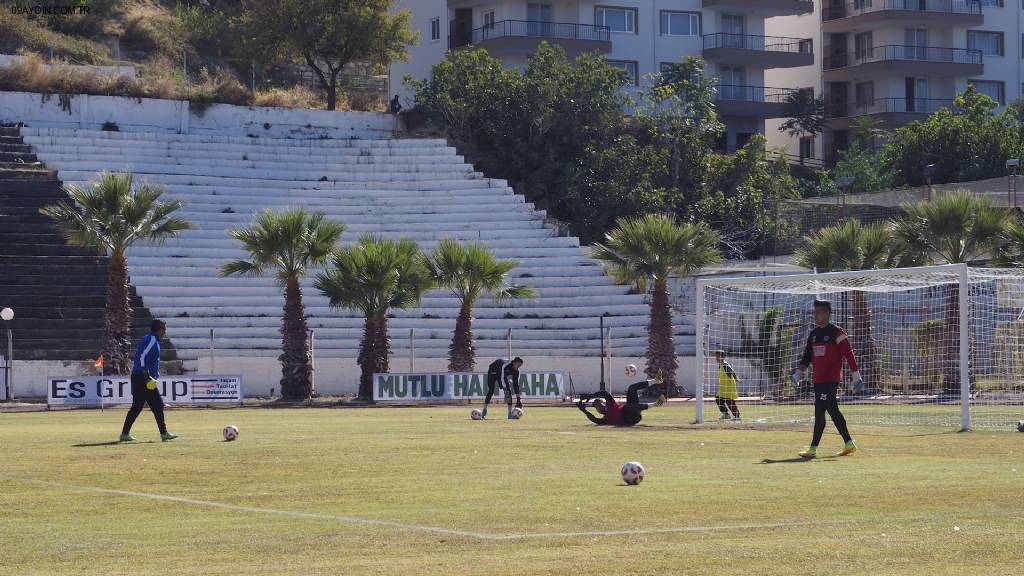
[449,302,475,372]
[104,253,132,375]
[358,315,391,401]
[279,276,312,399]
[646,279,678,395]
[850,290,878,393]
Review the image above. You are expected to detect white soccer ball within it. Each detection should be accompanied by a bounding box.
[223,425,239,441]
[621,461,645,485]
[510,407,524,419]
[624,364,638,377]
[471,409,483,420]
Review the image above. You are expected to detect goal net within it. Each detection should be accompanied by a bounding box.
[695,264,1024,430]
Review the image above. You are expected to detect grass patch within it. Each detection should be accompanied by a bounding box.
[0,406,1021,575]
[0,11,111,64]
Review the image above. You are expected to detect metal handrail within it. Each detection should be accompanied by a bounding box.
[450,19,612,48]
[824,44,983,69]
[825,96,954,118]
[822,0,982,21]
[712,84,799,103]
[702,33,813,53]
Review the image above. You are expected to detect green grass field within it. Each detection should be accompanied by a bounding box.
[1,405,1022,576]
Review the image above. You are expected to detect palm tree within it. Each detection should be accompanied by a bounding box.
[779,89,825,165]
[40,171,193,374]
[795,219,917,392]
[315,235,434,400]
[591,214,722,394]
[219,209,344,400]
[892,191,1012,394]
[426,239,536,372]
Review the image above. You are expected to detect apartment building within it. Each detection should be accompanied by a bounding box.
[390,0,815,150]
[768,0,1024,164]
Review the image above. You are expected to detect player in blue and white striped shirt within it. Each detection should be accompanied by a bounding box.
[120,320,177,442]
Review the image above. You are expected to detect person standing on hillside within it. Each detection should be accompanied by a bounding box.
[120,320,177,442]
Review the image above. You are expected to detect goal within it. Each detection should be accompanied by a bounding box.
[695,264,1024,430]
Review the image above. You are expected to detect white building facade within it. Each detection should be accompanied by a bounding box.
[391,0,815,150]
[767,0,1024,164]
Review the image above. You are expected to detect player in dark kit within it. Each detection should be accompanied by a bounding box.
[482,357,524,419]
[120,320,177,442]
[792,300,860,458]
[577,380,665,426]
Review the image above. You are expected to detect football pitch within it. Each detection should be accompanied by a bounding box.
[1,405,1021,576]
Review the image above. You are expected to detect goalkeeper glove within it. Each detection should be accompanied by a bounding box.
[791,369,805,384]
[146,377,158,391]
[850,371,864,394]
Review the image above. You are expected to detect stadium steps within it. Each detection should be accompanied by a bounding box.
[19,126,698,366]
[0,126,180,370]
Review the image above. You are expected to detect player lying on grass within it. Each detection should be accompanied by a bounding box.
[792,299,860,458]
[576,380,666,426]
[120,319,177,442]
[714,350,741,420]
[482,357,524,419]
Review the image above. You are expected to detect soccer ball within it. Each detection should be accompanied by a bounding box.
[510,407,524,419]
[471,409,483,420]
[223,425,239,441]
[621,461,645,485]
[1017,419,1024,432]
[624,364,638,377]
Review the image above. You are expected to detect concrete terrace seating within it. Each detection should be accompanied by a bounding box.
[21,126,696,369]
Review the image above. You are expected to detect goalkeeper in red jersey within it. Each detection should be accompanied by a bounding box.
[577,379,665,426]
[792,299,860,458]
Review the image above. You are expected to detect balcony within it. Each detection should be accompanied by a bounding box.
[713,85,797,118]
[703,34,814,69]
[823,45,982,80]
[448,20,611,56]
[825,97,954,128]
[703,0,814,16]
[823,0,983,30]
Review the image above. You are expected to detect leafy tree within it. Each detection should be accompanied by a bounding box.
[830,143,894,194]
[40,171,194,374]
[779,89,825,165]
[848,116,888,151]
[315,235,433,400]
[893,191,1012,394]
[426,240,535,372]
[219,209,344,399]
[591,214,722,394]
[880,87,1022,186]
[242,0,417,110]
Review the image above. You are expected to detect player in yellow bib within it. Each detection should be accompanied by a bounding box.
[714,350,740,420]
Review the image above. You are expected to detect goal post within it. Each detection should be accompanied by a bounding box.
[694,263,991,430]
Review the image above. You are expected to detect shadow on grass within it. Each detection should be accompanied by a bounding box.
[758,456,837,464]
[72,440,158,447]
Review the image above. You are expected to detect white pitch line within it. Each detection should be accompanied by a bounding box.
[13,477,822,540]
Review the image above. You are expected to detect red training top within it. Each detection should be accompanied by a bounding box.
[799,323,859,384]
[602,398,625,425]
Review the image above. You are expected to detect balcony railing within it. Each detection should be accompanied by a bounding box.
[713,84,798,103]
[823,45,982,69]
[703,33,813,53]
[450,20,611,49]
[826,97,954,118]
[822,0,982,21]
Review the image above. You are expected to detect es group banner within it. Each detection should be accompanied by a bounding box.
[47,375,242,405]
[373,371,565,401]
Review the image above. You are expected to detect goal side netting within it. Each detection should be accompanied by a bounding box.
[695,264,1024,430]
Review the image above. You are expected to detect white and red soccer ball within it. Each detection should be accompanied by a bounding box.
[471,409,483,420]
[223,425,239,441]
[621,461,645,485]
[510,407,524,419]
[624,364,638,377]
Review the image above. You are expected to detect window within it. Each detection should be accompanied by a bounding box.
[799,137,814,160]
[855,32,873,60]
[968,31,1004,56]
[855,82,875,107]
[659,62,673,74]
[430,17,440,41]
[609,60,639,85]
[596,7,637,33]
[660,11,700,36]
[980,0,1002,6]
[482,10,494,29]
[970,80,1005,103]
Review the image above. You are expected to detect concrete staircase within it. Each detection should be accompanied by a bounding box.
[0,124,179,367]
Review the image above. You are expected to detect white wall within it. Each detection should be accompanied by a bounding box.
[766,10,821,159]
[0,91,396,139]
[390,0,450,105]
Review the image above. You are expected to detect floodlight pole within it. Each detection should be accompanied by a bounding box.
[923,164,936,202]
[1007,160,1019,208]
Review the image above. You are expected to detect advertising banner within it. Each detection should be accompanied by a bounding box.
[373,371,565,401]
[47,375,242,405]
